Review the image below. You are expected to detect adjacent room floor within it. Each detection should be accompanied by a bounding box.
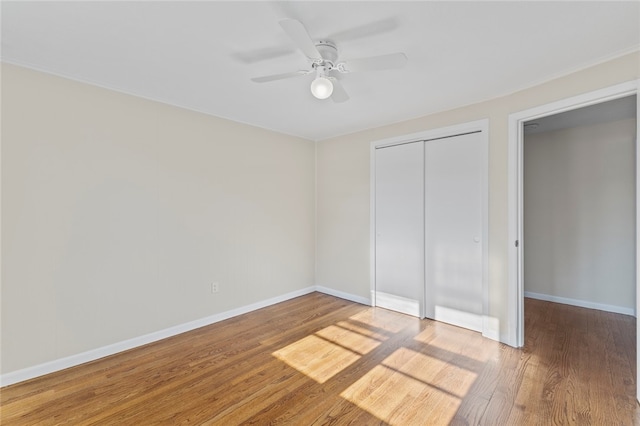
[1,292,637,425]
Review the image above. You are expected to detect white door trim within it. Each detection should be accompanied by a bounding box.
[637,89,639,405]
[370,119,492,339]
[507,80,639,349]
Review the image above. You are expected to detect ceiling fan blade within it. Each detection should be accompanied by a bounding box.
[329,78,349,103]
[328,18,398,43]
[279,19,322,60]
[341,52,408,73]
[231,47,294,64]
[251,70,311,83]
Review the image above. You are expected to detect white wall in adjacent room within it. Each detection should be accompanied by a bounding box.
[523,118,636,311]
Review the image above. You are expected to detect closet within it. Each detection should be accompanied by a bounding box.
[374,128,487,333]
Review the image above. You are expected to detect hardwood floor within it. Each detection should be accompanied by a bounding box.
[1,293,638,425]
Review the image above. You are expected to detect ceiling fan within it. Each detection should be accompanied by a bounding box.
[251,19,408,103]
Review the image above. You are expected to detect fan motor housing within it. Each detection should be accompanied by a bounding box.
[315,40,338,63]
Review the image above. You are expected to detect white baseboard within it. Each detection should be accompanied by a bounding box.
[375,291,421,317]
[524,291,636,317]
[434,306,483,333]
[0,286,317,387]
[315,285,371,306]
[482,316,500,342]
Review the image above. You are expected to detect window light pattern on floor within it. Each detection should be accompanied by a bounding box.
[272,307,492,424]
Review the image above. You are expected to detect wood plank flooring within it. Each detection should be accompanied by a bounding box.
[1,293,638,425]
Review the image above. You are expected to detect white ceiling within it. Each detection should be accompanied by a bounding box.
[2,1,639,141]
[525,95,637,135]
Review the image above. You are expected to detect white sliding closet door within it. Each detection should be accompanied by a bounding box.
[374,142,424,317]
[424,132,484,331]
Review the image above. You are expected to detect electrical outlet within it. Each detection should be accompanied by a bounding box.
[211,282,219,293]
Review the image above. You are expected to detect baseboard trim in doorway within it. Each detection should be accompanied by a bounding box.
[524,291,635,317]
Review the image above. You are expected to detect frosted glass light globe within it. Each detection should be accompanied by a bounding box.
[310,77,333,99]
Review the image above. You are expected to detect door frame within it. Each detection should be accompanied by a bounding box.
[507,80,639,352]
[369,119,493,339]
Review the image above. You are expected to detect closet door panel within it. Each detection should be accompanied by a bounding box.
[424,132,483,331]
[374,142,424,316]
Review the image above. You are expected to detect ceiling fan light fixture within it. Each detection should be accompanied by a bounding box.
[310,76,333,99]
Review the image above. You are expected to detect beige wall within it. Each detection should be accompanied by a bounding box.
[1,64,316,374]
[524,118,636,310]
[316,52,639,342]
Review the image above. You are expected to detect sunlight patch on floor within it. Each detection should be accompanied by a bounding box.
[335,320,389,342]
[412,324,437,344]
[315,325,382,354]
[413,324,491,363]
[273,335,360,383]
[340,361,462,425]
[272,324,382,384]
[348,309,412,333]
[382,347,477,398]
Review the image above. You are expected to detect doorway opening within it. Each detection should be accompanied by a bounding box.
[507,80,638,399]
[522,96,636,317]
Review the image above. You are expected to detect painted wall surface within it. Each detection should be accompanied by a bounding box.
[524,119,636,309]
[1,64,315,373]
[316,52,639,342]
